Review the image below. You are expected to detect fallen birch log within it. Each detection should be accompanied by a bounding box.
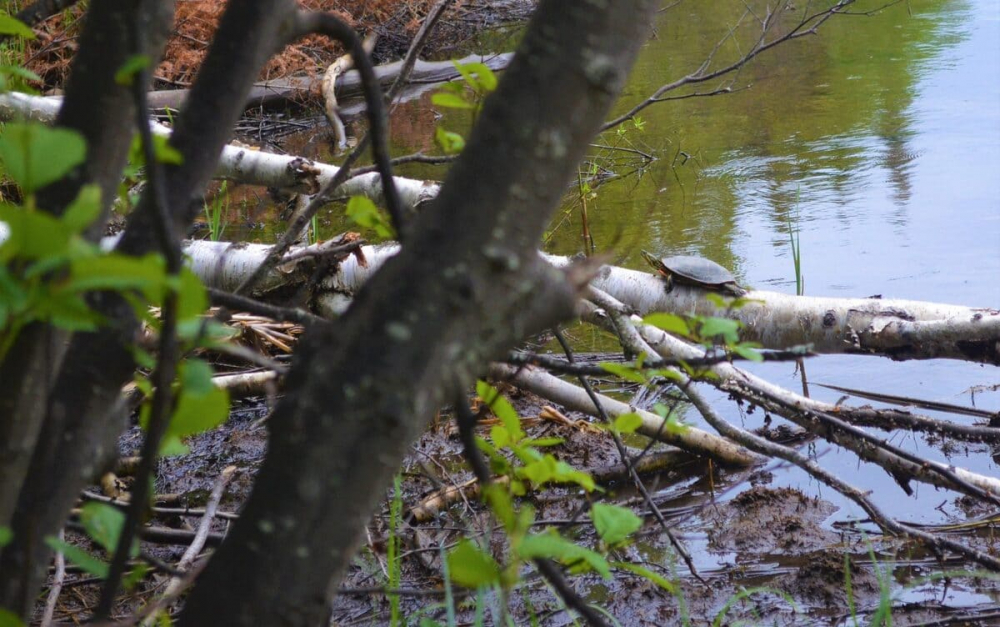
[489,363,759,466]
[172,239,1000,364]
[0,92,440,207]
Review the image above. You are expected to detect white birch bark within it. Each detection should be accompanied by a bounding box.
[0,93,440,208]
[173,239,997,362]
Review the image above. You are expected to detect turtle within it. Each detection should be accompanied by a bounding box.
[640,250,747,297]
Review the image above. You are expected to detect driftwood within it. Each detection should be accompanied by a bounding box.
[144,53,514,112]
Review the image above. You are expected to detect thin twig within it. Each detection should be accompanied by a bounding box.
[39,529,66,627]
[97,13,183,617]
[602,0,860,131]
[552,328,703,583]
[208,287,325,327]
[140,467,236,626]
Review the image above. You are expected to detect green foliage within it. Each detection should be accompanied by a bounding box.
[446,384,659,601]
[434,127,465,154]
[44,536,109,578]
[114,54,151,86]
[0,609,24,627]
[0,526,10,547]
[432,61,498,154]
[0,65,40,93]
[0,122,86,195]
[345,195,394,240]
[611,412,643,435]
[641,306,763,363]
[389,475,403,626]
[0,13,35,39]
[144,358,230,456]
[80,502,130,555]
[446,539,503,588]
[517,530,610,578]
[203,181,229,241]
[591,503,642,546]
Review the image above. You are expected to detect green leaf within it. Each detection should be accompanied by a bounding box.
[158,435,188,457]
[0,123,86,194]
[519,455,595,491]
[453,61,497,93]
[0,14,35,39]
[517,531,610,579]
[345,195,394,239]
[0,609,24,627]
[591,503,642,545]
[482,483,516,533]
[179,358,215,395]
[80,502,127,554]
[127,134,182,168]
[66,253,166,300]
[0,64,41,93]
[0,526,11,548]
[520,436,563,447]
[419,619,443,627]
[61,185,103,234]
[642,312,689,336]
[434,127,465,154]
[115,54,151,86]
[490,424,510,449]
[732,344,764,362]
[0,203,72,261]
[153,137,183,165]
[612,412,643,435]
[704,293,729,308]
[600,362,647,385]
[45,537,109,578]
[122,562,151,591]
[446,540,502,588]
[431,92,474,110]
[477,381,524,442]
[699,317,741,343]
[0,65,41,84]
[175,268,208,321]
[612,562,676,592]
[166,383,229,443]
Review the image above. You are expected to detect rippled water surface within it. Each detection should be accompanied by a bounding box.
[536,0,1000,527]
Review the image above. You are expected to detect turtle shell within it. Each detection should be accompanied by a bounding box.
[642,252,746,296]
[661,255,735,287]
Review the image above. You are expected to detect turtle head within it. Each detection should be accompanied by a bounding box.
[640,250,667,276]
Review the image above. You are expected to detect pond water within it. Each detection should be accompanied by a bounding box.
[253,0,1000,613]
[484,0,1000,529]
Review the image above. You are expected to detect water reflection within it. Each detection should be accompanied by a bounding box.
[545,0,996,309]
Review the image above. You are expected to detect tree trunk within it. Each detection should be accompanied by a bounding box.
[178,1,658,624]
[0,0,301,616]
[0,0,176,613]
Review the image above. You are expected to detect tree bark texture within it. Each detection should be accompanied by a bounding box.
[178,1,658,624]
[0,0,175,614]
[0,0,300,616]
